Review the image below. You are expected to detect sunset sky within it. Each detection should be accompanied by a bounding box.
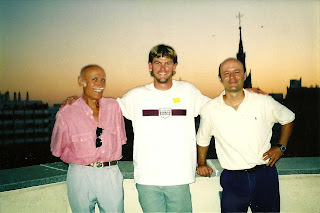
[1,0,319,105]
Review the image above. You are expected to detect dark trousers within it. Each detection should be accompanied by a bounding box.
[220,165,280,213]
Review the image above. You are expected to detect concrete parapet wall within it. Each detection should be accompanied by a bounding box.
[1,174,320,213]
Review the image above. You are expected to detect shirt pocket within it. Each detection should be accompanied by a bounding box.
[103,128,121,152]
[70,132,96,158]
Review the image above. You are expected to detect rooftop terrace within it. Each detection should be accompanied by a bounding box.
[1,157,320,212]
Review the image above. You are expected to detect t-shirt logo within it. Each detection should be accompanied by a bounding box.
[142,109,187,118]
[159,108,171,119]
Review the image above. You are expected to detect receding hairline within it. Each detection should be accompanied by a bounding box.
[221,58,243,67]
[218,58,245,77]
[80,64,105,77]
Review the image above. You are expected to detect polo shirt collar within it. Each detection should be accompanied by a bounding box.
[217,89,248,109]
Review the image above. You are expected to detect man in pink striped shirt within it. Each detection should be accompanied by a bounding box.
[51,65,127,213]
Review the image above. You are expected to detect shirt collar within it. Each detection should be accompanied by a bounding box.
[149,80,177,93]
[79,95,102,114]
[217,89,247,107]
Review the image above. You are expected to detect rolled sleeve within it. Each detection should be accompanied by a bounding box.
[196,112,212,147]
[267,96,295,125]
[50,113,68,157]
[117,103,127,145]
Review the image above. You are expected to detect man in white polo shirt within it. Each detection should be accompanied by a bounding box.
[196,58,295,212]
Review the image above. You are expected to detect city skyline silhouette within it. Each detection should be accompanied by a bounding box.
[1,1,319,106]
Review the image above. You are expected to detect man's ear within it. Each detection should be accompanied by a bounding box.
[173,63,178,71]
[78,77,84,87]
[244,72,247,80]
[148,62,152,72]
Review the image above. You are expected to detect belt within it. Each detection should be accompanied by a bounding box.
[86,161,118,168]
[240,164,265,173]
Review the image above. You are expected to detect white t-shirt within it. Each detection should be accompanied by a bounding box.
[117,80,210,185]
[197,89,295,170]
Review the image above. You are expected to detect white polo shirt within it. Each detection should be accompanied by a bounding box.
[197,89,295,170]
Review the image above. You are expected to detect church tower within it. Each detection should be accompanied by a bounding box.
[236,13,252,88]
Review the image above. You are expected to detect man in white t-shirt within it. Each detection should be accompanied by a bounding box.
[196,58,295,212]
[61,48,264,212]
[117,44,210,212]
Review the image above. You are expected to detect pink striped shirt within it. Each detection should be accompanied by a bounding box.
[51,97,126,165]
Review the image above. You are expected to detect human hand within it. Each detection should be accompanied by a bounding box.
[60,96,79,109]
[263,147,283,167]
[196,163,213,177]
[246,88,267,95]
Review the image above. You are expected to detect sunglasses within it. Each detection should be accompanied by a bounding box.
[96,127,104,148]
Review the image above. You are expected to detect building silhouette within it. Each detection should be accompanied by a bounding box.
[0,91,51,145]
[236,13,252,88]
[0,91,58,169]
[284,79,320,157]
[268,78,320,157]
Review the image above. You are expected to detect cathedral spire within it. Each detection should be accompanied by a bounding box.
[238,27,244,59]
[236,12,251,88]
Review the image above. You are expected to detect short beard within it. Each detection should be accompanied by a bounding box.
[152,71,176,84]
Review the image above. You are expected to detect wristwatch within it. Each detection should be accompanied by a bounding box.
[276,143,287,152]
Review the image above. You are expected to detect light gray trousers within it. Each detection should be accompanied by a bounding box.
[67,163,124,213]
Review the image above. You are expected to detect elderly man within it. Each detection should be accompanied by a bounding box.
[196,58,295,212]
[51,65,127,213]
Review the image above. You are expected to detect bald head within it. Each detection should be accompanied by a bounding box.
[80,64,105,78]
[218,58,244,78]
[78,64,106,100]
